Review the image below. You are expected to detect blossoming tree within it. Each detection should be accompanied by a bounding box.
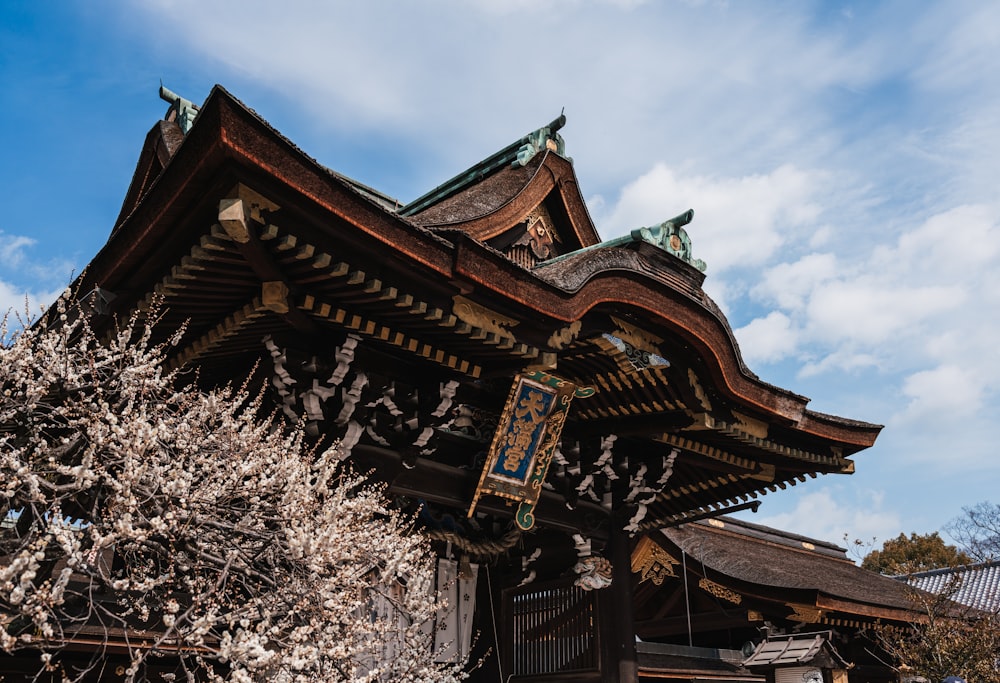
[0,297,466,682]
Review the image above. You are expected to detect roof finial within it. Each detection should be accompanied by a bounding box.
[159,84,200,135]
[512,113,567,167]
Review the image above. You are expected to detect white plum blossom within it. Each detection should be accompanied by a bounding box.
[0,296,467,682]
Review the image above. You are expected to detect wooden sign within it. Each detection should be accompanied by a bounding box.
[468,370,593,529]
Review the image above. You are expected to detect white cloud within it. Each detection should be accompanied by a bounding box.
[894,364,986,427]
[0,231,74,317]
[598,163,821,272]
[0,232,36,268]
[911,4,1000,95]
[750,486,902,551]
[735,200,1000,380]
[805,280,964,347]
[734,311,796,365]
[752,252,838,311]
[0,279,62,319]
[885,203,1000,277]
[797,349,881,379]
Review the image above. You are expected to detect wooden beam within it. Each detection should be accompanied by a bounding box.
[352,444,610,540]
[634,610,750,639]
[215,189,320,337]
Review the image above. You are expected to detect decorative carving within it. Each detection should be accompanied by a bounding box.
[505,204,565,269]
[574,555,613,591]
[548,320,582,350]
[594,316,670,373]
[515,205,562,257]
[262,336,455,460]
[698,578,742,605]
[443,404,500,443]
[787,603,824,623]
[630,536,680,585]
[623,448,677,534]
[452,295,519,336]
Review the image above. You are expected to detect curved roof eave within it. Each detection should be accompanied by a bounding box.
[78,85,879,452]
[78,85,459,298]
[451,235,881,448]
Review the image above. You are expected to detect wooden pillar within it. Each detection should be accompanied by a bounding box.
[599,515,638,683]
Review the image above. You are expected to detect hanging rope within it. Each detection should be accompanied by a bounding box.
[422,528,522,558]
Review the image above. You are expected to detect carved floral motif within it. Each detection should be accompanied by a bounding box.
[452,295,519,336]
[787,603,824,623]
[698,578,742,605]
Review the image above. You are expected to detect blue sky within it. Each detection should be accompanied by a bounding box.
[3,1,998,550]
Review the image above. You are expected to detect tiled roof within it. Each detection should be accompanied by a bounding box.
[905,561,1000,611]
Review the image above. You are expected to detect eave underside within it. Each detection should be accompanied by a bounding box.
[76,87,879,541]
[82,186,870,539]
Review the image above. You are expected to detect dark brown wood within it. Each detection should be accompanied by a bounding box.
[505,580,599,678]
[599,520,638,683]
[635,610,752,638]
[352,445,611,540]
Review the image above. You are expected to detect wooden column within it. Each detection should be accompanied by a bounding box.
[599,515,638,683]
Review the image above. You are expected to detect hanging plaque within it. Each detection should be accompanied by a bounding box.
[468,370,593,530]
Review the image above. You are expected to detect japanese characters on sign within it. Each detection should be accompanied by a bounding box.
[468,370,593,529]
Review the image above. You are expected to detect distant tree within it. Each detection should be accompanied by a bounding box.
[861,532,971,575]
[946,501,1000,563]
[1,297,467,682]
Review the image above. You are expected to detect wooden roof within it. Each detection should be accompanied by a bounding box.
[742,631,847,669]
[73,85,882,536]
[632,517,929,637]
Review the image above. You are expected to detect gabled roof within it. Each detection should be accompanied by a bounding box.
[658,517,927,618]
[114,119,185,228]
[400,114,567,217]
[905,560,1000,612]
[401,116,602,254]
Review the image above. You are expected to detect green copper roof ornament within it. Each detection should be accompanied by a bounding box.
[399,112,570,216]
[513,111,567,167]
[540,209,707,272]
[159,84,200,134]
[631,210,706,271]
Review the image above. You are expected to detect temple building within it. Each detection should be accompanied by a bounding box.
[34,85,912,681]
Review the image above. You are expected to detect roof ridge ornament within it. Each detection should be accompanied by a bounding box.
[630,210,706,272]
[159,84,200,134]
[399,111,570,216]
[512,112,567,167]
[537,208,707,272]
